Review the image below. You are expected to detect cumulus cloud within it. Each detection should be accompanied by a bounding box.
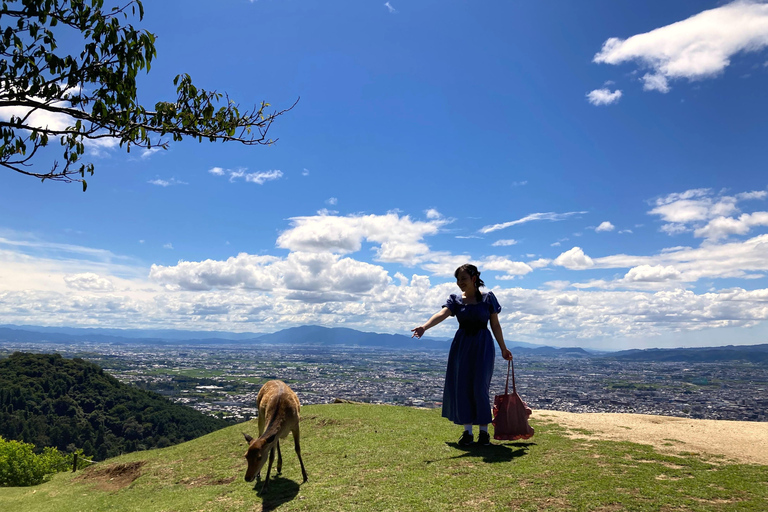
[593,1,768,93]
[481,256,534,278]
[276,212,448,265]
[553,247,594,270]
[63,273,115,292]
[650,188,768,240]
[623,265,682,283]
[586,88,623,105]
[694,212,768,241]
[527,258,551,269]
[151,252,390,298]
[425,208,442,220]
[565,234,768,291]
[6,226,768,347]
[595,221,615,232]
[492,239,518,247]
[480,211,587,234]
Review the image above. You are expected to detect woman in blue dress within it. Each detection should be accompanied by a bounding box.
[411,264,513,446]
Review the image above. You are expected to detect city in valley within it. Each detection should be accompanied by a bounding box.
[2,340,766,424]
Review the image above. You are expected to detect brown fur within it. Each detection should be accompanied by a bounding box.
[243,380,308,492]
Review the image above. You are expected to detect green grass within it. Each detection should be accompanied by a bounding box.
[1,404,766,511]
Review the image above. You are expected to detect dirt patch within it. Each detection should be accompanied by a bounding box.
[178,475,236,488]
[535,410,768,465]
[76,461,146,491]
[303,415,345,427]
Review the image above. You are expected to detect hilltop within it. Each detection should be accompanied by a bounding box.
[0,353,228,460]
[1,403,766,511]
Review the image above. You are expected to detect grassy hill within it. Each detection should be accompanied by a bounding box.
[1,404,766,511]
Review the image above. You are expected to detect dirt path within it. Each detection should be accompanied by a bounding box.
[535,410,768,465]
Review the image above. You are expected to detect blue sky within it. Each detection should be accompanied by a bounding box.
[2,0,768,349]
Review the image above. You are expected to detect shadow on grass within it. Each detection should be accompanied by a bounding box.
[253,475,302,512]
[425,441,536,465]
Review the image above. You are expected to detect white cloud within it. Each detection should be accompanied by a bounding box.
[553,247,594,270]
[140,147,162,159]
[594,1,768,92]
[618,229,633,234]
[425,208,442,220]
[481,256,534,278]
[694,212,768,241]
[276,213,448,265]
[511,181,528,187]
[480,211,587,234]
[64,273,115,292]
[492,239,518,247]
[595,221,615,232]
[650,188,768,240]
[302,168,310,176]
[6,226,768,347]
[623,265,682,283]
[527,258,551,269]
[208,167,282,184]
[163,243,174,250]
[586,88,623,105]
[384,2,397,14]
[326,197,338,206]
[0,100,122,158]
[148,177,188,187]
[245,170,283,184]
[641,73,671,93]
[736,190,768,201]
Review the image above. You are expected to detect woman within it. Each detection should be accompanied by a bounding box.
[411,264,513,446]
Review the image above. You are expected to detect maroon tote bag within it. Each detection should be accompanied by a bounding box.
[492,359,534,441]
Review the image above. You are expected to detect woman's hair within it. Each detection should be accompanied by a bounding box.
[454,264,485,302]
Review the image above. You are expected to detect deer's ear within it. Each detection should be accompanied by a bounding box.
[243,433,254,444]
[266,434,277,444]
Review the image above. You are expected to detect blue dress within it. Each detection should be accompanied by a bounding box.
[442,291,502,426]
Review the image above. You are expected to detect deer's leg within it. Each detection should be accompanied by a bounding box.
[293,425,308,483]
[261,446,275,493]
[276,439,283,475]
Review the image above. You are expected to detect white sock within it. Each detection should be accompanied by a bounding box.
[479,425,488,433]
[463,424,473,435]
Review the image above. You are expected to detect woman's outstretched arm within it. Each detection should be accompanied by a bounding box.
[490,312,513,360]
[411,307,451,338]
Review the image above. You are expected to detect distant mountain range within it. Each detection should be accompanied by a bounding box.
[610,344,768,363]
[1,324,767,362]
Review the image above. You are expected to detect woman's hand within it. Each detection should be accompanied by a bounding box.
[501,348,513,361]
[411,326,425,338]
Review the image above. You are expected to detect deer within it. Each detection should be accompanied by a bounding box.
[242,380,308,493]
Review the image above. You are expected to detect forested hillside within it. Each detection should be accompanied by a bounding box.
[0,353,228,460]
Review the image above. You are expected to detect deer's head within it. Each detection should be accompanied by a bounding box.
[243,432,276,482]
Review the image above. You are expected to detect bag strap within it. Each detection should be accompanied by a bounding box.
[505,359,516,395]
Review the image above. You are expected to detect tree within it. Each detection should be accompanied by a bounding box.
[0,0,293,191]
